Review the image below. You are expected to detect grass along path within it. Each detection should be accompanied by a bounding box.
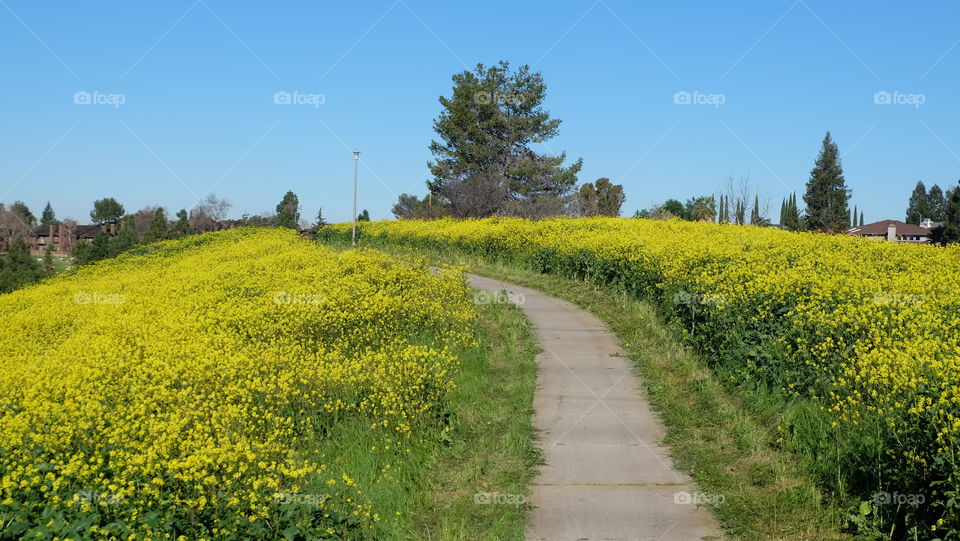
[338,241,851,540]
[399,288,541,539]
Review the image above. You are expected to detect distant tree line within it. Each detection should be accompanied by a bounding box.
[903,180,960,244]
[635,132,854,233]
[0,190,361,294]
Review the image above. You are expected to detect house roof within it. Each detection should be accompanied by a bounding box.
[848,220,932,237]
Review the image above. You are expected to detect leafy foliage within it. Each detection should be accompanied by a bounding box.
[90,198,125,226]
[0,236,42,293]
[275,191,300,229]
[426,61,582,217]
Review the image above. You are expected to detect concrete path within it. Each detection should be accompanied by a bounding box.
[468,274,723,541]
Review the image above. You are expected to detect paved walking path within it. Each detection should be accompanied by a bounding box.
[468,274,723,541]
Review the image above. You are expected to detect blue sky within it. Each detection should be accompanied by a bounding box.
[2,0,960,224]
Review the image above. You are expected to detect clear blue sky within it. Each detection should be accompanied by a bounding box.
[2,0,959,224]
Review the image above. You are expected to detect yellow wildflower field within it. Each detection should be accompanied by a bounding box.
[327,217,960,534]
[0,228,475,539]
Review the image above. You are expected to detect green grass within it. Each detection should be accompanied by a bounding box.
[334,240,852,541]
[32,254,72,274]
[410,298,540,540]
[304,271,540,540]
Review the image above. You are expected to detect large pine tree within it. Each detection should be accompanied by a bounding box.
[803,132,850,232]
[427,61,582,217]
[905,181,928,224]
[275,191,300,229]
[143,209,169,244]
[40,202,57,226]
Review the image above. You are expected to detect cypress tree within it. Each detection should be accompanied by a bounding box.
[42,244,55,276]
[750,195,760,225]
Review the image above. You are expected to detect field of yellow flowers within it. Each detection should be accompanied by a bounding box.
[323,217,960,538]
[0,228,476,539]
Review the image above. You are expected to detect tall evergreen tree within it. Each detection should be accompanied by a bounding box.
[860,210,864,227]
[170,209,193,239]
[313,208,328,229]
[357,209,370,222]
[427,61,582,216]
[143,209,169,244]
[275,191,300,229]
[780,192,803,231]
[906,181,928,223]
[750,195,761,225]
[110,216,139,254]
[42,244,55,276]
[942,184,960,245]
[40,202,57,226]
[928,185,946,222]
[852,205,858,228]
[803,132,850,232]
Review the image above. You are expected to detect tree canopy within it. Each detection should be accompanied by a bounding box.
[426,61,582,217]
[90,198,125,225]
[906,181,946,223]
[275,191,300,229]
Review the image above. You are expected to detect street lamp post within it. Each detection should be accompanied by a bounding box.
[352,150,360,246]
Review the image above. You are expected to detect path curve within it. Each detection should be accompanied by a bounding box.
[468,274,723,541]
